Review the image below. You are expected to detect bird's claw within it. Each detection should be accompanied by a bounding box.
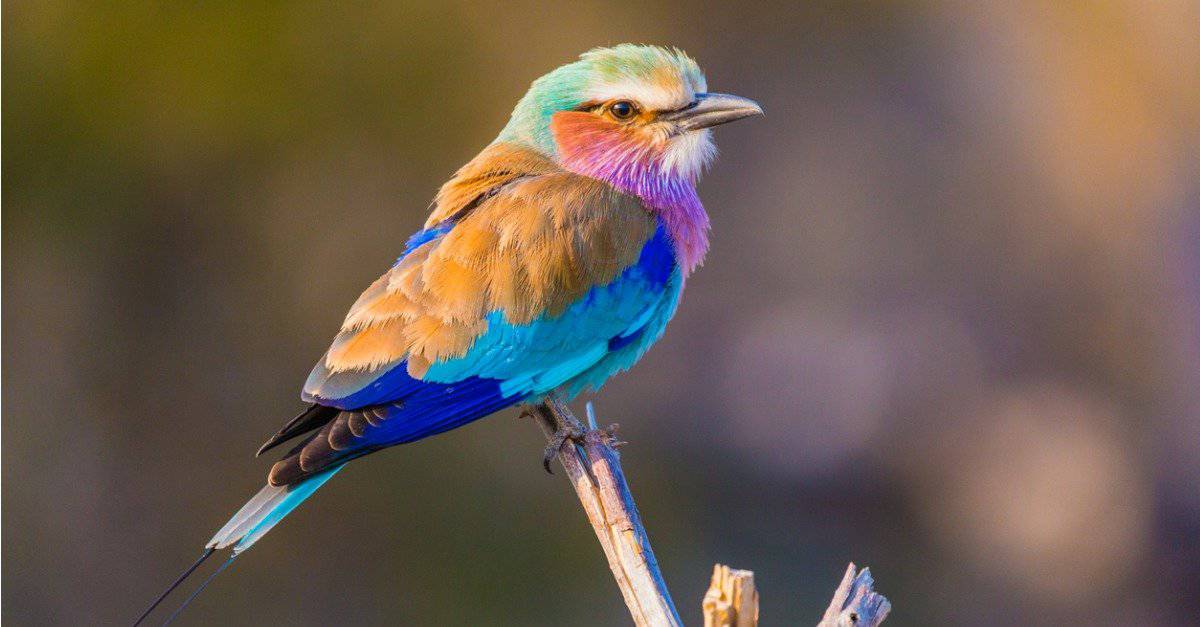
[542,423,584,473]
[600,422,626,448]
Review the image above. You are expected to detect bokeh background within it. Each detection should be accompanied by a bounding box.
[5,2,1199,625]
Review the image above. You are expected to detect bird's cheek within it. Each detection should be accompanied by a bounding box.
[550,111,648,170]
[549,111,616,156]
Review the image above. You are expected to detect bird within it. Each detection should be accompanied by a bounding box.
[135,44,761,624]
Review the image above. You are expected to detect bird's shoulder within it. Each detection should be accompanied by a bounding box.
[427,141,654,231]
[303,142,667,402]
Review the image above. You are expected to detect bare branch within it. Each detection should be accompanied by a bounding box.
[817,563,891,627]
[702,564,759,627]
[532,397,682,627]
[531,398,890,627]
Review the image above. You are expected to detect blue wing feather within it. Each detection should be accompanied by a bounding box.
[421,226,678,395]
[277,223,681,486]
[216,223,684,566]
[305,225,679,410]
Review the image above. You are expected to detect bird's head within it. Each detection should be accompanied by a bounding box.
[497,45,762,190]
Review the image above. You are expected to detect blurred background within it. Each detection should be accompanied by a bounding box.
[4,1,1199,625]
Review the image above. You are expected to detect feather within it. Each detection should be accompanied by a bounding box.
[206,465,344,551]
[303,147,659,406]
[132,549,215,626]
[256,404,337,457]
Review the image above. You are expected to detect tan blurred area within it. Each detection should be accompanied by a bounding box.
[4,2,1199,625]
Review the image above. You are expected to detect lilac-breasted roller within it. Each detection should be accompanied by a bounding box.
[137,44,761,623]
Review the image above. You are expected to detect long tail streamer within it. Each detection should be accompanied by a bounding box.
[132,466,343,624]
[162,553,238,626]
[132,549,215,626]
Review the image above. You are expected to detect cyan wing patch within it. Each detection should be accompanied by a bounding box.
[564,266,683,397]
[422,226,679,398]
[306,225,678,409]
[278,226,680,484]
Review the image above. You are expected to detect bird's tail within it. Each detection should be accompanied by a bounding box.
[206,464,343,553]
[134,465,344,625]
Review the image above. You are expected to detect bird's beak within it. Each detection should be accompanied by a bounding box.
[662,92,763,132]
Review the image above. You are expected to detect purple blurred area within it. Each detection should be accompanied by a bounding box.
[4,2,1199,625]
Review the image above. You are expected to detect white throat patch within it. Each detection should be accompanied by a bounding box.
[660,128,716,182]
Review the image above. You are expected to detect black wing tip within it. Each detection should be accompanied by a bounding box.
[255,437,281,458]
[255,428,295,457]
[256,404,337,458]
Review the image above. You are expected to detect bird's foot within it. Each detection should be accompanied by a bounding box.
[528,395,589,473]
[522,397,626,473]
[599,422,627,449]
[541,421,584,473]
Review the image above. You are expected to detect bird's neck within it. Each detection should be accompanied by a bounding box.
[548,114,710,274]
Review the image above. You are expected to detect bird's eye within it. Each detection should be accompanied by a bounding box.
[609,101,637,120]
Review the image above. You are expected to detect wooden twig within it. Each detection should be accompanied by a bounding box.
[530,397,891,626]
[531,397,683,627]
[816,563,891,627]
[702,564,758,627]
